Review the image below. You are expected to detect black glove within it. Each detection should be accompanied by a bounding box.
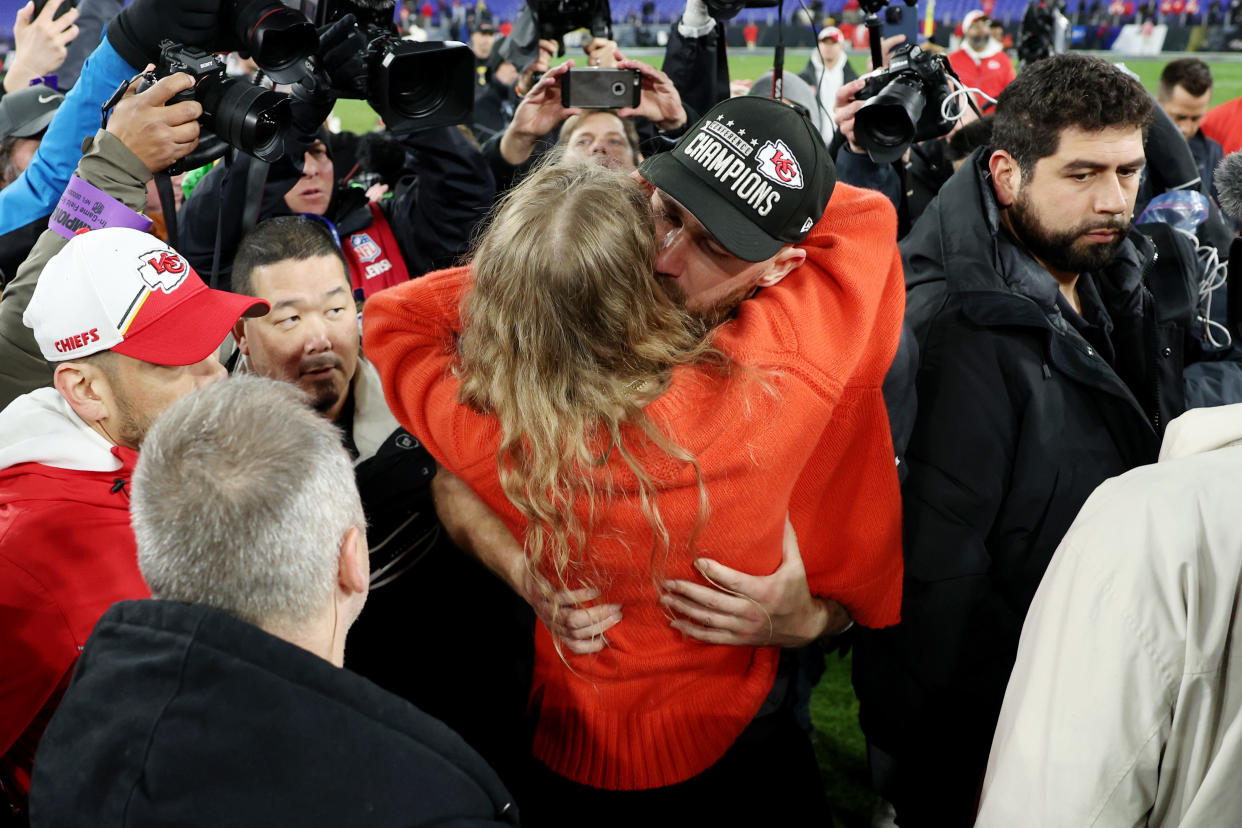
[283,15,366,169]
[107,0,229,70]
[315,14,368,99]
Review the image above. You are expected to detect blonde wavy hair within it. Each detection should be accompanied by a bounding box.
[458,161,719,613]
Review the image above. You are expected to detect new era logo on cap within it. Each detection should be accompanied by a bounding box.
[25,227,268,366]
[638,96,835,262]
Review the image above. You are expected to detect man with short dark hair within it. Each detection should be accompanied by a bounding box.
[26,376,518,827]
[230,216,534,789]
[853,53,1189,826]
[1157,57,1223,202]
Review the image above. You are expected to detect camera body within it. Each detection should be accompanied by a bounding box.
[853,42,956,163]
[151,40,291,171]
[562,68,640,110]
[529,0,613,45]
[297,0,475,134]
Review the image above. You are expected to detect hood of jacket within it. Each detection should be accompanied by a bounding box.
[0,386,126,474]
[1159,403,1242,461]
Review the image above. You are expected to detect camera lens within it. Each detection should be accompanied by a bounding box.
[231,0,318,84]
[367,39,475,134]
[854,75,925,164]
[198,74,291,162]
[611,81,627,96]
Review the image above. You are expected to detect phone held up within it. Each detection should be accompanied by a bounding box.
[562,67,640,110]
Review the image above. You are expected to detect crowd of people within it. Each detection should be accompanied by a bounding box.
[2,0,1242,826]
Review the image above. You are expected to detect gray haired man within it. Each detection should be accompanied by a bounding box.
[27,376,518,827]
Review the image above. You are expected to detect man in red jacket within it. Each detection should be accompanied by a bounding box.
[948,10,1015,112]
[0,228,265,812]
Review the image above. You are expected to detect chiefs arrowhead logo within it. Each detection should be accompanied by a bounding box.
[755,140,805,190]
[136,250,189,293]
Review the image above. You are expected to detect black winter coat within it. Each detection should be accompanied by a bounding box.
[853,152,1186,827]
[29,600,519,827]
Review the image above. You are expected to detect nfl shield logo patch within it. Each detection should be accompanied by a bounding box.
[350,233,381,264]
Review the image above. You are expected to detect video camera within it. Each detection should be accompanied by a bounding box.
[528,0,613,45]
[853,42,957,164]
[294,0,475,134]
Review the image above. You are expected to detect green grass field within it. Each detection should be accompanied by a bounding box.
[333,53,1242,133]
[332,51,1241,828]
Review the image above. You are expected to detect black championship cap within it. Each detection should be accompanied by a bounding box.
[639,96,835,262]
[0,83,64,141]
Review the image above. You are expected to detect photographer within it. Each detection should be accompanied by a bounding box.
[172,11,495,296]
[483,43,690,192]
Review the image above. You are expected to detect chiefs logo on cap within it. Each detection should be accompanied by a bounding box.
[755,140,804,190]
[137,249,190,293]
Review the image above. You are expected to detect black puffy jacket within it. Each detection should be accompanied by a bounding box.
[29,600,519,827]
[853,151,1188,827]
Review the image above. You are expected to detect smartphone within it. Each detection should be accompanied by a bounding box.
[562,68,641,110]
[882,2,923,46]
[30,0,78,19]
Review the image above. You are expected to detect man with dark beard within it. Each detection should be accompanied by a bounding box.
[851,53,1190,827]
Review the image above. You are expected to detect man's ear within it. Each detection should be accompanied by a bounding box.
[232,319,249,354]
[989,149,1023,207]
[337,525,369,598]
[52,362,111,426]
[757,246,808,289]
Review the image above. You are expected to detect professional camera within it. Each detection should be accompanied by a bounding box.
[528,0,613,43]
[228,0,320,82]
[149,40,291,170]
[296,0,475,133]
[853,42,957,164]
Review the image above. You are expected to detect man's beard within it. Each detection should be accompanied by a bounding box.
[656,274,752,328]
[115,387,157,449]
[967,33,990,49]
[1007,192,1129,277]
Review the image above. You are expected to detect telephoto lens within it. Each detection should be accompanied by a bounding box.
[854,75,926,163]
[198,74,292,162]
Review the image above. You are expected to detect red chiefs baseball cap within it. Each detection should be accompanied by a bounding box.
[24,228,269,366]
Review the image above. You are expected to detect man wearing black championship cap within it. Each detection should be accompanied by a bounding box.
[434,94,907,681]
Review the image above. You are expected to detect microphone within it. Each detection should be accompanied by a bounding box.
[1215,151,1242,221]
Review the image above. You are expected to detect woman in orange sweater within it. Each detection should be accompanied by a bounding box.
[365,158,903,821]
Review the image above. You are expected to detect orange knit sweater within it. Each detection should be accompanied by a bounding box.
[363,182,905,791]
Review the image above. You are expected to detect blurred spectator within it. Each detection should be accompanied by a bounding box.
[473,44,519,142]
[947,10,1015,112]
[471,20,496,78]
[1157,58,1222,201]
[1,0,78,95]
[749,69,828,143]
[0,221,264,816]
[978,404,1242,826]
[0,82,62,190]
[799,26,856,130]
[1202,92,1242,157]
[26,376,519,827]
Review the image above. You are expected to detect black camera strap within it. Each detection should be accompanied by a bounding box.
[242,158,270,231]
[154,171,180,251]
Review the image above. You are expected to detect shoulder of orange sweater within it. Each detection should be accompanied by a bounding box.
[363,264,474,346]
[729,183,902,383]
